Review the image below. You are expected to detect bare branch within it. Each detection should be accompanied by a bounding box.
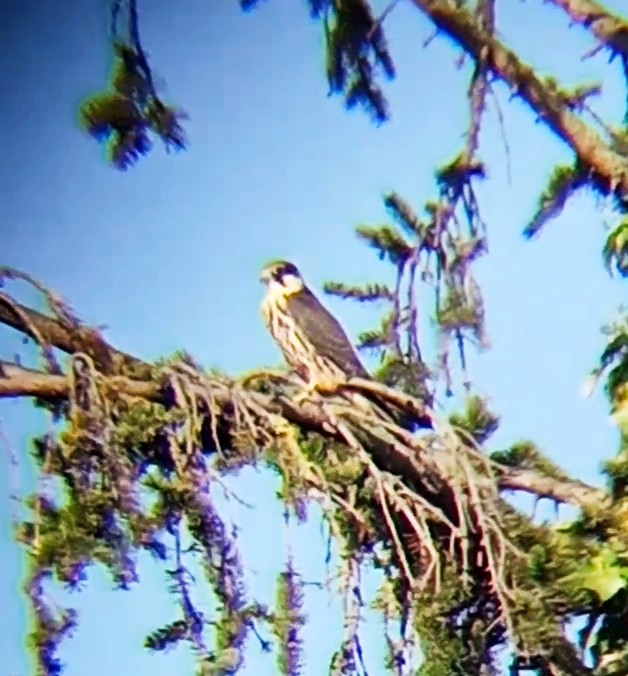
[0,361,159,402]
[0,295,150,377]
[495,465,607,512]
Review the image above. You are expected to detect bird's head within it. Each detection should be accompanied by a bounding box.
[260,260,305,296]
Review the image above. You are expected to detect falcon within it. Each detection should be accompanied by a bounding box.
[259,259,417,430]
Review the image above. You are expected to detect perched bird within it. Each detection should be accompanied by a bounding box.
[259,259,420,430]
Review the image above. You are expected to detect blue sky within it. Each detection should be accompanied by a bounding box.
[1,0,626,674]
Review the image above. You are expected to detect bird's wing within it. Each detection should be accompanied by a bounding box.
[285,289,370,379]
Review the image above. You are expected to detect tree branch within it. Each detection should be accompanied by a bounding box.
[410,0,628,201]
[0,295,150,377]
[0,280,610,513]
[0,361,160,402]
[496,465,606,511]
[0,287,609,674]
[0,359,607,511]
[546,0,628,60]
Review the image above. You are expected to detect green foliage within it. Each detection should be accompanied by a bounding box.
[322,0,395,124]
[356,310,396,352]
[588,312,628,443]
[20,0,628,673]
[79,9,186,170]
[603,219,628,277]
[604,447,628,500]
[612,125,628,162]
[568,547,628,603]
[437,285,483,334]
[383,192,422,236]
[553,525,628,670]
[490,440,570,481]
[273,562,305,676]
[524,162,587,239]
[435,155,486,196]
[329,151,490,397]
[145,620,189,652]
[16,363,284,675]
[448,395,500,445]
[324,281,394,302]
[588,588,628,675]
[374,353,431,401]
[26,572,78,676]
[560,81,603,112]
[414,570,487,676]
[355,224,413,265]
[242,0,395,123]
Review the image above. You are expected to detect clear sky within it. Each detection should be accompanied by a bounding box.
[1,0,626,674]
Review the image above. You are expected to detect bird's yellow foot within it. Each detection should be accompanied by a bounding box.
[315,379,339,396]
[239,368,288,388]
[292,379,340,406]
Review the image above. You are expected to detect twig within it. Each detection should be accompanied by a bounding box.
[0,266,80,327]
[487,83,512,184]
[0,421,22,524]
[367,0,401,40]
[372,466,417,588]
[0,292,60,373]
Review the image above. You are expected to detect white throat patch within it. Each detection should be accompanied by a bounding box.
[262,273,304,313]
[276,273,304,295]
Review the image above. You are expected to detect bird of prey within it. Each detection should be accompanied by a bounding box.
[259,259,418,430]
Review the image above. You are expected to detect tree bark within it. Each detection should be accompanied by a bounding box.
[0,359,608,511]
[547,0,628,59]
[410,0,628,202]
[0,297,149,377]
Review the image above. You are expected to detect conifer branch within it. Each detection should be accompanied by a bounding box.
[409,0,628,202]
[0,272,607,515]
[0,362,159,402]
[546,0,628,62]
[524,161,589,238]
[0,295,148,377]
[495,465,606,511]
[0,275,610,674]
[0,359,607,512]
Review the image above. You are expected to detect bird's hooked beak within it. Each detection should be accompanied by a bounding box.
[260,269,272,285]
[260,261,302,290]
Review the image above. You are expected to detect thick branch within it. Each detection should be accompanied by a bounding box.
[0,297,149,377]
[0,360,340,438]
[0,360,608,511]
[547,0,628,59]
[0,293,610,512]
[496,465,607,512]
[0,361,160,402]
[411,0,628,200]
